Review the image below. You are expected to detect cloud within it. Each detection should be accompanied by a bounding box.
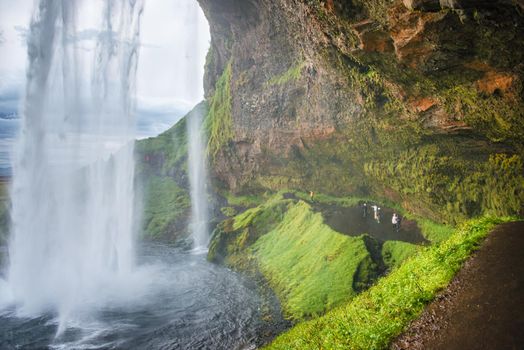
[135,96,192,138]
[0,85,22,114]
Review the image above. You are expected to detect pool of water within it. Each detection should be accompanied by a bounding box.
[0,243,285,350]
[318,203,427,244]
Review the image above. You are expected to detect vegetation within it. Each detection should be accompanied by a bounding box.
[253,200,373,319]
[142,176,190,238]
[264,216,515,349]
[382,241,420,269]
[209,191,451,322]
[205,60,234,159]
[221,191,268,208]
[136,112,190,177]
[365,148,524,224]
[237,46,524,225]
[136,102,209,240]
[267,60,306,86]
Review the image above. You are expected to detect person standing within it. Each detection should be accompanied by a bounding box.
[392,213,398,230]
[362,202,368,218]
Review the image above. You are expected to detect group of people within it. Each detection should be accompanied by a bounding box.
[361,202,402,232]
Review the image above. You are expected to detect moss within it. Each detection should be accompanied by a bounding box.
[441,84,524,144]
[208,194,382,320]
[382,241,420,269]
[142,176,190,238]
[264,216,516,350]
[135,102,209,241]
[266,60,306,86]
[252,201,373,320]
[223,191,267,208]
[205,60,234,159]
[220,206,237,217]
[414,217,454,243]
[365,146,524,224]
[136,111,189,177]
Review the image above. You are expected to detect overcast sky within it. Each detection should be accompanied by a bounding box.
[0,0,211,137]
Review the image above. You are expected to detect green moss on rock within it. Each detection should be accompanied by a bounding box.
[205,60,233,159]
[253,201,373,320]
[142,176,190,239]
[264,216,516,350]
[136,102,209,241]
[382,240,420,269]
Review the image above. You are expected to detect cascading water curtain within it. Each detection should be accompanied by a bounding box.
[4,0,143,333]
[186,0,211,251]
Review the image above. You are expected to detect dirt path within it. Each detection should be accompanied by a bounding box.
[391,221,524,350]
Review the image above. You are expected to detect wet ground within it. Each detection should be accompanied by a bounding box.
[391,221,524,350]
[317,203,427,244]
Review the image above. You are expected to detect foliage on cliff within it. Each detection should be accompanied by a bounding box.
[142,176,189,238]
[205,61,233,160]
[208,191,449,320]
[198,0,524,225]
[209,194,380,320]
[265,216,516,350]
[136,102,209,240]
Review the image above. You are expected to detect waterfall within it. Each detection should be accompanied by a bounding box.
[1,0,143,332]
[188,105,210,250]
[185,1,210,251]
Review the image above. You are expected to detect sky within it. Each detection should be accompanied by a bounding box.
[0,0,210,175]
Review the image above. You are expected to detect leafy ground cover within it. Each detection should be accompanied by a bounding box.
[264,216,515,349]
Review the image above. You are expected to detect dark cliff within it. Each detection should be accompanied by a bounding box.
[197,0,524,224]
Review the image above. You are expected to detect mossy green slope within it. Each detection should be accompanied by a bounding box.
[142,176,189,238]
[136,102,209,240]
[208,192,448,321]
[205,61,233,160]
[382,241,420,270]
[252,200,373,320]
[264,216,515,350]
[209,194,379,320]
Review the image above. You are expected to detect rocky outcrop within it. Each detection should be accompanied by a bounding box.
[197,0,524,223]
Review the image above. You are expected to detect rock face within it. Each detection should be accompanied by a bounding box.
[197,0,524,223]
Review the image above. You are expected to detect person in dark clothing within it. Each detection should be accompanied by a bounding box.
[362,202,368,218]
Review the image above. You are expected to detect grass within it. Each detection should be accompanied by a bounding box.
[205,60,234,159]
[142,176,190,238]
[267,60,306,86]
[382,241,420,269]
[223,191,268,208]
[415,217,454,243]
[209,193,381,320]
[252,200,374,320]
[294,191,366,207]
[136,108,189,176]
[264,216,515,349]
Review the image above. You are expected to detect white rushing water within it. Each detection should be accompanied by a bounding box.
[0,0,144,334]
[185,2,211,251]
[188,103,210,251]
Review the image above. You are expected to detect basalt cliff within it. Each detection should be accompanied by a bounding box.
[138,0,523,236]
[194,0,524,224]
